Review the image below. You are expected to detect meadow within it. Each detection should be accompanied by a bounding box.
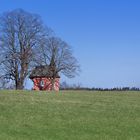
[0,90,140,140]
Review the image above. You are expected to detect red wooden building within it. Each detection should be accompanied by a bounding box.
[29,65,60,91]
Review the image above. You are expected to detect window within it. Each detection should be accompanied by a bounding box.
[40,80,44,87]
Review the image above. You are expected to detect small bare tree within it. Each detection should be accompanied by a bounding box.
[37,37,80,90]
[0,9,49,89]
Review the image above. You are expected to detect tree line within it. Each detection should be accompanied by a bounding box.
[60,86,140,91]
[60,82,140,91]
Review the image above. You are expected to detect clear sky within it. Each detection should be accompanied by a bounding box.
[0,0,140,88]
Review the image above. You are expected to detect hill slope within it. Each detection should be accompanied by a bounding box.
[0,90,140,140]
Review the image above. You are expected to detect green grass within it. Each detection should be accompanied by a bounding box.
[0,90,140,140]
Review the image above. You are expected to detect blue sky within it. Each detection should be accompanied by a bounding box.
[0,0,140,88]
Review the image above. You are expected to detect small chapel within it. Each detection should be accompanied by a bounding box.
[29,65,60,91]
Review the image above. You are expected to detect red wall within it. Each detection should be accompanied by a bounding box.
[32,77,60,91]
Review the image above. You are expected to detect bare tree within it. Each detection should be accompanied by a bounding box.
[37,37,80,90]
[0,9,49,89]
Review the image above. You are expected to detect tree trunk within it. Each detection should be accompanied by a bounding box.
[15,79,24,90]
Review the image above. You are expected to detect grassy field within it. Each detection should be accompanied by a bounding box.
[0,90,140,140]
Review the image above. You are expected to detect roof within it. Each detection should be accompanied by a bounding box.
[29,65,60,79]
